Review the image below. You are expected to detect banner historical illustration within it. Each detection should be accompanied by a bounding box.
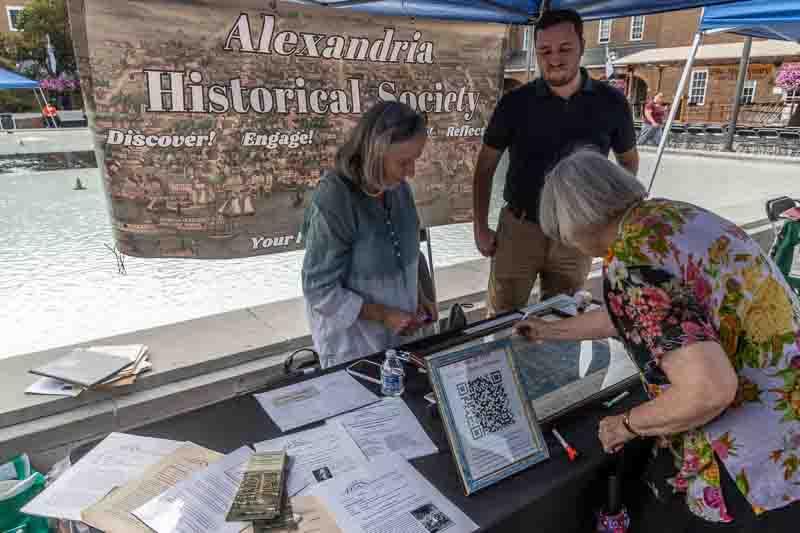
[69,0,506,258]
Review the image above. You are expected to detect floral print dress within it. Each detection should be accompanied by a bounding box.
[604,199,800,523]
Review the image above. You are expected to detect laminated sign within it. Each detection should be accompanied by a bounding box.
[69,0,505,258]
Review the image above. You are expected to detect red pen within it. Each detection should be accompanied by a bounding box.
[552,428,579,461]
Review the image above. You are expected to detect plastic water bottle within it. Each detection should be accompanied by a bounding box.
[381,349,405,397]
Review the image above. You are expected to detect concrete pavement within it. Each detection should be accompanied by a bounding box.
[640,149,800,226]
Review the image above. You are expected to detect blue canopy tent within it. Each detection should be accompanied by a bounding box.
[700,0,800,42]
[306,0,742,23]
[0,67,39,90]
[0,67,55,129]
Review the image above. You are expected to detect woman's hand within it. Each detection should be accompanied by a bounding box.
[361,303,417,335]
[417,294,439,323]
[512,318,555,342]
[598,415,636,454]
[382,307,418,335]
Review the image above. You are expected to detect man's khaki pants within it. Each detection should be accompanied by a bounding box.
[488,206,592,316]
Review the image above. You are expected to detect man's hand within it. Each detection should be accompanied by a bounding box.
[473,145,502,256]
[474,224,497,257]
[616,148,639,176]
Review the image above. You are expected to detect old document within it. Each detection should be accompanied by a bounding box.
[133,446,253,533]
[254,371,379,432]
[331,398,438,460]
[81,442,223,532]
[312,454,478,533]
[254,423,367,496]
[22,433,184,521]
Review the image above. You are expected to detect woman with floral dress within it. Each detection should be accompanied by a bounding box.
[515,149,800,530]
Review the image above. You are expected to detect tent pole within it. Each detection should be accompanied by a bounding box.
[647,30,704,194]
[525,24,535,82]
[724,36,752,151]
[32,88,49,127]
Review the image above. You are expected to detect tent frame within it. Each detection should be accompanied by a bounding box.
[647,8,757,193]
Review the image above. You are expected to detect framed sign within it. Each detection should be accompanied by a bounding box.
[426,338,549,495]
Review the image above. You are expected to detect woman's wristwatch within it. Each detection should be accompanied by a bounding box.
[622,410,642,438]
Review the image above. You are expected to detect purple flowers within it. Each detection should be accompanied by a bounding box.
[703,486,723,508]
[777,63,800,91]
[39,77,80,92]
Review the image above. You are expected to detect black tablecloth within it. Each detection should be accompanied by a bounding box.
[72,324,650,533]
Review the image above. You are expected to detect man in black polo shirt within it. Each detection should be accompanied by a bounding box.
[473,9,639,316]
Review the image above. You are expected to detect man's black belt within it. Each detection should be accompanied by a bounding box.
[508,205,537,223]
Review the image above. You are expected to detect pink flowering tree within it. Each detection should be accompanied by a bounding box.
[777,63,800,126]
[776,63,800,92]
[39,77,80,93]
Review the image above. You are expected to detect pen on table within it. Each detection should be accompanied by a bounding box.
[552,428,579,461]
[602,390,630,408]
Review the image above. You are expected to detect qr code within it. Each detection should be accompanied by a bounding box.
[456,370,515,440]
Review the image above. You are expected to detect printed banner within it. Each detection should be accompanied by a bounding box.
[69,0,505,258]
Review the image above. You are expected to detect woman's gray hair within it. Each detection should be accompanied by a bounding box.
[335,101,427,193]
[539,149,647,243]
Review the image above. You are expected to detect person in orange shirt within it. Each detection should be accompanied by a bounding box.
[42,102,59,128]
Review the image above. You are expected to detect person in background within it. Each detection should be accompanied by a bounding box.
[473,8,638,317]
[42,101,59,128]
[516,149,800,531]
[638,92,667,146]
[302,101,437,367]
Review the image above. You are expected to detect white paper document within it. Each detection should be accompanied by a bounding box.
[22,433,184,521]
[254,371,380,432]
[312,454,478,533]
[133,446,253,533]
[25,376,83,397]
[255,423,367,496]
[331,398,438,460]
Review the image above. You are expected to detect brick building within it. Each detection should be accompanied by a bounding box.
[504,8,800,125]
[1,1,31,33]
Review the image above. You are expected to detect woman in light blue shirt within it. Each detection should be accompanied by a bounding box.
[302,102,436,367]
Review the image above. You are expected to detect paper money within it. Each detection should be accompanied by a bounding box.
[226,451,287,522]
[252,497,298,532]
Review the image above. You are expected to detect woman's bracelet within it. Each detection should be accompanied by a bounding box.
[622,410,642,438]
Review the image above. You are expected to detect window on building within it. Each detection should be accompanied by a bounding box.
[6,6,24,31]
[599,20,612,44]
[630,16,645,41]
[786,88,800,103]
[689,70,708,105]
[521,26,530,51]
[742,80,757,104]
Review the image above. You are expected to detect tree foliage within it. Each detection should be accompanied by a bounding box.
[1,0,75,78]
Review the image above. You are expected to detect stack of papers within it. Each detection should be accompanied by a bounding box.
[81,442,223,532]
[26,344,151,397]
[21,433,184,522]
